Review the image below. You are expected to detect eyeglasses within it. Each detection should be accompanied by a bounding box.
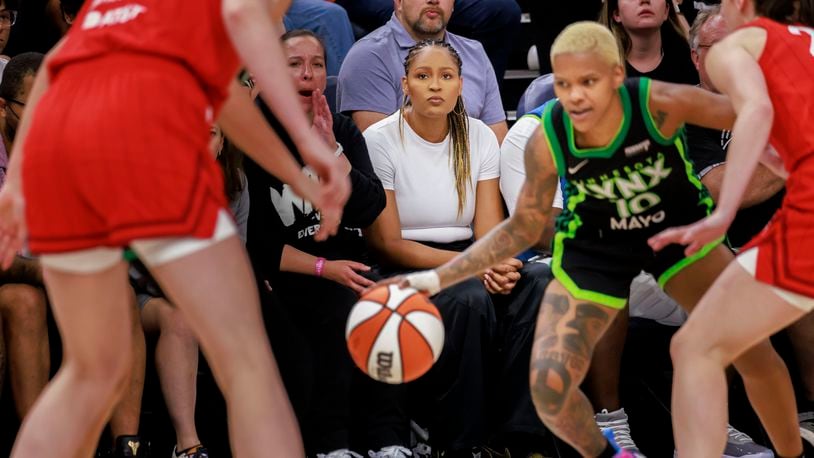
[0,10,17,28]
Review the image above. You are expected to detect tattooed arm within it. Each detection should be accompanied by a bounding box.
[649,80,736,134]
[429,128,559,291]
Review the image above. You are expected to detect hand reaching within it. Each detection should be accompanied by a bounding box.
[648,211,731,256]
[324,260,375,294]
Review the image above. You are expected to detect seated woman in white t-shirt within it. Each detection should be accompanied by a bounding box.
[363,40,552,457]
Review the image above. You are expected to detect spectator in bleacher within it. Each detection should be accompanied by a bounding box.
[336,0,520,89]
[0,0,18,80]
[337,0,508,143]
[4,0,61,56]
[363,39,551,457]
[684,8,814,452]
[600,0,699,85]
[0,0,13,56]
[0,53,48,423]
[246,30,407,458]
[283,0,355,76]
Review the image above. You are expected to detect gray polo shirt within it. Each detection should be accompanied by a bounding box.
[337,14,505,126]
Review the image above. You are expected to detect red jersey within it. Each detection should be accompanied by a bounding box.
[22,0,243,253]
[49,0,240,116]
[741,18,814,298]
[750,17,814,209]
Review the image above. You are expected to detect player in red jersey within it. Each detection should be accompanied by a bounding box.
[649,0,814,456]
[0,0,350,457]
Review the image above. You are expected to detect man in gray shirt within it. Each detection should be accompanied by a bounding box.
[337,0,508,143]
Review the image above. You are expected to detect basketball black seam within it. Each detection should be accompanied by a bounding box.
[401,313,438,371]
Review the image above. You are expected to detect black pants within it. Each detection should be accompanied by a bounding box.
[264,273,408,455]
[389,243,554,451]
[489,262,553,438]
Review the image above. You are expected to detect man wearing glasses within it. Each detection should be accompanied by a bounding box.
[0,3,16,79]
[0,5,15,56]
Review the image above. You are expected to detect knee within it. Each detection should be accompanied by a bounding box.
[668,327,694,365]
[0,284,47,326]
[70,333,134,389]
[669,325,720,368]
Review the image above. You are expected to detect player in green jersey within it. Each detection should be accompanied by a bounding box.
[369,21,804,458]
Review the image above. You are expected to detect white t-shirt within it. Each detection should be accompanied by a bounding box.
[500,116,564,214]
[365,112,500,243]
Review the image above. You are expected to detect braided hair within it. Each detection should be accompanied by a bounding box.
[400,40,471,217]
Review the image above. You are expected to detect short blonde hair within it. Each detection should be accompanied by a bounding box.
[550,21,622,68]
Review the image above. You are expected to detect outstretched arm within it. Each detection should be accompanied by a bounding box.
[693,37,773,226]
[649,80,736,134]
[222,0,313,149]
[649,34,773,255]
[431,129,559,292]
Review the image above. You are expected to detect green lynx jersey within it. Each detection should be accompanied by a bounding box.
[542,77,713,241]
[528,77,720,309]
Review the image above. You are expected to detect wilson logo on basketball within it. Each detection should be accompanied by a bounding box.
[375,352,394,380]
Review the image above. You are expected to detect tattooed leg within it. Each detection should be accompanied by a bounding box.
[529,280,619,457]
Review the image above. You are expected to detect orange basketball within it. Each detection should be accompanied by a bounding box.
[346,285,445,384]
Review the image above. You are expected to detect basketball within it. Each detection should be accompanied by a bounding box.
[345,285,445,384]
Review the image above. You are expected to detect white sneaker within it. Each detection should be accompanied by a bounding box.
[673,425,774,458]
[722,425,774,458]
[595,408,645,457]
[368,445,412,458]
[317,449,364,458]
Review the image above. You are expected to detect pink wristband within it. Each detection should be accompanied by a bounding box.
[315,257,327,277]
